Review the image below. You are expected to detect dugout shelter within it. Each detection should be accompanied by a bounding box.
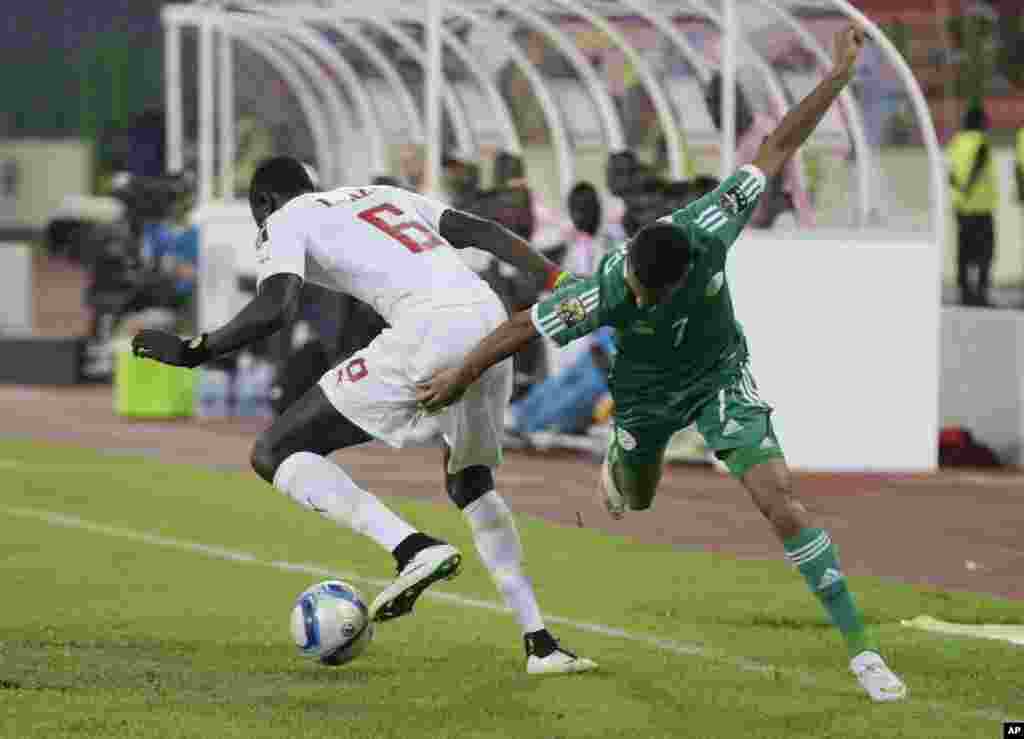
[163,0,947,471]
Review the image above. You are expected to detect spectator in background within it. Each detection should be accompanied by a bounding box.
[547,182,608,375]
[563,183,605,275]
[371,175,408,189]
[506,182,612,439]
[704,70,815,228]
[604,150,638,238]
[466,152,548,399]
[441,154,482,210]
[947,107,997,307]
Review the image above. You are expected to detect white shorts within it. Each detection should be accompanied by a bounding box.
[318,296,512,474]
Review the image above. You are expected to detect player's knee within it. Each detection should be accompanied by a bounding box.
[763,495,806,539]
[624,485,656,511]
[447,465,495,509]
[250,436,279,483]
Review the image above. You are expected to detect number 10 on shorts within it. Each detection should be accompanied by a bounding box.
[337,358,368,385]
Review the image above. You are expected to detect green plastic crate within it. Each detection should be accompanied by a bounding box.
[115,349,195,418]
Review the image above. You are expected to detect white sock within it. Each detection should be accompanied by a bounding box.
[463,491,545,634]
[273,452,417,552]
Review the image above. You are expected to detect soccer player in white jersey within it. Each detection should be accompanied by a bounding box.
[132,158,596,675]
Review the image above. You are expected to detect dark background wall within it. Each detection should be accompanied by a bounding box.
[1,0,166,138]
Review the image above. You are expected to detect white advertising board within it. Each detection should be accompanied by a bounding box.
[729,231,940,471]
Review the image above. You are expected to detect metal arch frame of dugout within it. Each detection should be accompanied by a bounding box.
[247,0,630,182]
[669,0,808,185]
[225,10,390,185]
[332,4,524,157]
[216,30,335,197]
[332,15,478,160]
[248,30,355,186]
[288,18,428,145]
[243,4,483,161]
[165,4,377,190]
[489,1,627,152]
[220,32,335,197]
[442,1,576,199]
[542,0,687,180]
[736,0,873,224]
[334,0,576,198]
[163,0,946,249]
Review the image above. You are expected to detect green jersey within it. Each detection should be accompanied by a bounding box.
[531,166,767,426]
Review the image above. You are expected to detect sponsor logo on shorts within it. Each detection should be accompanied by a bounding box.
[556,296,587,328]
[617,426,637,451]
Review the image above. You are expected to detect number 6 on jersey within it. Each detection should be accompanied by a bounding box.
[358,204,443,254]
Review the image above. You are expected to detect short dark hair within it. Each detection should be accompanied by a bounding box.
[249,156,315,212]
[963,107,989,131]
[627,222,691,289]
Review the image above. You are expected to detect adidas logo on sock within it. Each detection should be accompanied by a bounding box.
[817,567,843,590]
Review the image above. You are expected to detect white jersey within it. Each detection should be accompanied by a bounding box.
[256,186,493,324]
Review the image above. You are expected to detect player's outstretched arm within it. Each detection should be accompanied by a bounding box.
[438,209,570,292]
[416,309,539,413]
[132,273,302,368]
[753,24,864,179]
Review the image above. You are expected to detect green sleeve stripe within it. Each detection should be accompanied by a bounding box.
[529,303,552,338]
[695,204,718,225]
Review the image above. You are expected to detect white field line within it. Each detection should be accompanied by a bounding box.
[0,503,1014,724]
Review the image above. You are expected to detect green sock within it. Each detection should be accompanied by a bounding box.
[784,528,876,658]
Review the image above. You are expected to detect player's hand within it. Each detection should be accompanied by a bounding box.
[832,24,865,81]
[132,330,209,368]
[416,368,471,414]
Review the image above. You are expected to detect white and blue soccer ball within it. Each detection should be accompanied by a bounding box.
[290,580,374,665]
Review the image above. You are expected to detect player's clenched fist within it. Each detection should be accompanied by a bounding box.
[132,330,210,368]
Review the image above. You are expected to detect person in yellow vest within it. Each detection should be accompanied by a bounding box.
[947,107,998,307]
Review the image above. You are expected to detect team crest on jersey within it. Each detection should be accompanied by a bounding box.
[719,185,749,217]
[556,296,587,328]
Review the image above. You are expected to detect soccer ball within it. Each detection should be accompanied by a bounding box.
[290,580,374,665]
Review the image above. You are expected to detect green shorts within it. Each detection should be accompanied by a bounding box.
[610,365,785,479]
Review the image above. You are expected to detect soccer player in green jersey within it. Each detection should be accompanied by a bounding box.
[418,25,906,702]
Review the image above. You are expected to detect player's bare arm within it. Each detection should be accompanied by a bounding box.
[416,308,539,413]
[438,209,570,291]
[131,273,302,367]
[753,24,864,179]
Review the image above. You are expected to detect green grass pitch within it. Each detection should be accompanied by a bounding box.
[0,438,1019,738]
